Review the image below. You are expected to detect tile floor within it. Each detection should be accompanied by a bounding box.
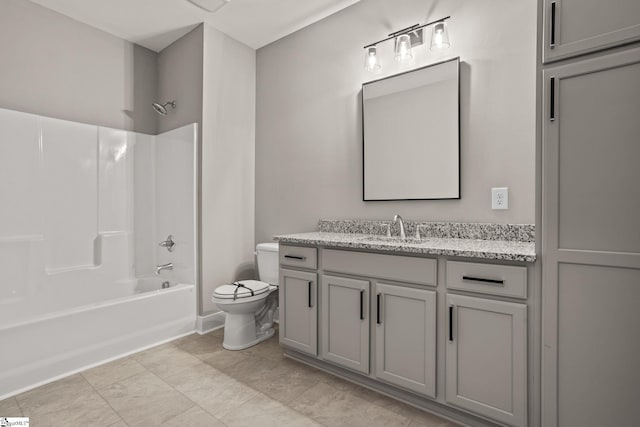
[0,327,459,426]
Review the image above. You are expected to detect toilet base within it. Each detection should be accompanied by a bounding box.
[223,326,275,351]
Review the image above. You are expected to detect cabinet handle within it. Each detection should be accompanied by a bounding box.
[308,281,312,308]
[449,306,454,342]
[360,290,365,320]
[284,255,306,261]
[462,275,505,285]
[550,1,556,48]
[550,77,555,121]
[376,293,381,324]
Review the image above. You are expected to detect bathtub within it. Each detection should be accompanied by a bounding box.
[0,277,196,399]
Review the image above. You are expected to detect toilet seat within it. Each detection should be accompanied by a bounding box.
[213,280,271,300]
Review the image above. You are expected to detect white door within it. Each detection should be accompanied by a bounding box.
[542,47,640,427]
[542,0,640,63]
[375,282,436,397]
[446,294,527,427]
[279,268,317,355]
[321,274,370,374]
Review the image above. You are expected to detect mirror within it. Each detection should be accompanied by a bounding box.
[362,57,460,200]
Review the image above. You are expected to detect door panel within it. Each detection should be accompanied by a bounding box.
[279,268,317,355]
[321,275,369,373]
[543,0,640,62]
[375,283,436,397]
[446,294,527,427]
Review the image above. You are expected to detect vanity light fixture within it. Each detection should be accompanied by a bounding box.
[364,16,451,72]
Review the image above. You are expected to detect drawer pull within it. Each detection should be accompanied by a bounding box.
[449,306,454,342]
[360,290,365,320]
[308,281,312,308]
[550,77,555,121]
[550,1,556,48]
[284,255,306,261]
[462,275,505,285]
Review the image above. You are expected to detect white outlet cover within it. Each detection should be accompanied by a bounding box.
[492,187,509,210]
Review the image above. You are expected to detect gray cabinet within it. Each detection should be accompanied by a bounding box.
[375,282,436,398]
[542,0,640,63]
[446,294,527,427]
[542,46,640,426]
[279,268,317,356]
[320,274,370,374]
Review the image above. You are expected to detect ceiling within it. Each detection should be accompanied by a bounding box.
[28,0,360,51]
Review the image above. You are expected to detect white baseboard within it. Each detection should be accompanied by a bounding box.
[196,311,225,334]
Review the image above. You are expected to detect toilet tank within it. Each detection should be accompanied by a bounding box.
[256,243,279,285]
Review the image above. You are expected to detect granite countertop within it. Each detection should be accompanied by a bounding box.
[274,231,536,263]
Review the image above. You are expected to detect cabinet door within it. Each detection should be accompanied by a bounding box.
[321,275,369,374]
[375,283,436,398]
[279,268,317,356]
[446,294,526,427]
[542,47,640,426]
[543,0,640,63]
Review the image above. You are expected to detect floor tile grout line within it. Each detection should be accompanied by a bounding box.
[13,396,25,418]
[80,358,147,394]
[154,336,312,426]
[82,369,132,427]
[139,359,226,425]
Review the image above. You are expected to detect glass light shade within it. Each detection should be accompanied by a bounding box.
[364,46,381,72]
[394,34,413,62]
[430,21,450,50]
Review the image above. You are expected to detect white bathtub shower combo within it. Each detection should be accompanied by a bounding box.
[0,107,198,398]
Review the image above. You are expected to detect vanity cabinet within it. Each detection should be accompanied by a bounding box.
[278,242,535,427]
[445,260,528,427]
[446,294,527,427]
[320,275,370,373]
[542,0,640,63]
[279,268,318,356]
[321,249,437,392]
[375,282,436,397]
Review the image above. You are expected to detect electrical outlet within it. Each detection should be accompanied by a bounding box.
[492,187,509,210]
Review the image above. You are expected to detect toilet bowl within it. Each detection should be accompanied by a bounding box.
[212,243,279,350]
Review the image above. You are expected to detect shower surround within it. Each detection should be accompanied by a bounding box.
[0,107,197,398]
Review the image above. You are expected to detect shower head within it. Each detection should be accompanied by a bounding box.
[152,101,176,116]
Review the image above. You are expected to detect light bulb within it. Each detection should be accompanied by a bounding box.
[364,46,381,72]
[430,21,450,50]
[394,34,413,63]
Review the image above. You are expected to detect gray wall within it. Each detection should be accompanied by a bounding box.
[157,26,204,134]
[200,25,256,314]
[156,23,256,315]
[0,0,157,134]
[255,0,537,243]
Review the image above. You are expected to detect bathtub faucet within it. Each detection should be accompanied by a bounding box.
[155,262,173,275]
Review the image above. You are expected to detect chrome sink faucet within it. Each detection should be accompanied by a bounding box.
[155,262,173,275]
[393,214,406,239]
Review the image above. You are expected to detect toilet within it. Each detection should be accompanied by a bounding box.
[212,242,279,350]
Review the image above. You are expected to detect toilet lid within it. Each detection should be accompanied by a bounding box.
[213,280,271,300]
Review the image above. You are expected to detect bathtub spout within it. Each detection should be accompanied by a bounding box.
[155,262,173,275]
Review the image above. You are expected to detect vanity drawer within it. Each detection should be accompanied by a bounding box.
[446,261,527,299]
[322,249,436,286]
[279,245,318,270]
